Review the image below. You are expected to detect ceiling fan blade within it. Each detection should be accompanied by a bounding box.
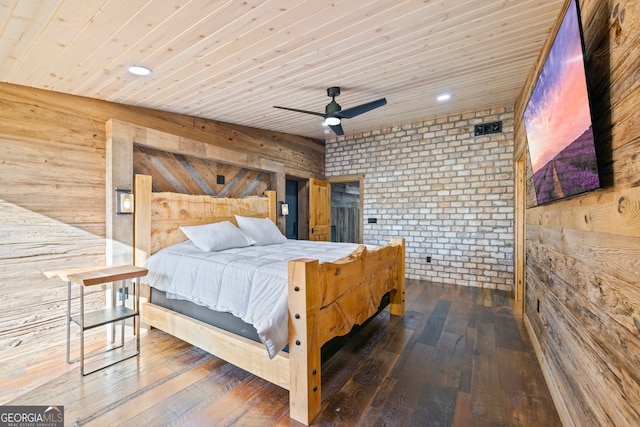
[336,98,387,119]
[329,123,344,136]
[273,106,325,117]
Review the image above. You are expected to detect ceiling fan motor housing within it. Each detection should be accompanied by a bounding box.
[325,100,341,114]
[326,87,342,114]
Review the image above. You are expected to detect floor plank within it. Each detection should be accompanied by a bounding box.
[2,281,561,426]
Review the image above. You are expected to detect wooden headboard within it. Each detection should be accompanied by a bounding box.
[133,174,276,266]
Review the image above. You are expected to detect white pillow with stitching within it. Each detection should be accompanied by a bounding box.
[180,220,255,252]
[235,215,287,246]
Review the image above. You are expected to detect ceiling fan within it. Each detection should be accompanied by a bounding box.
[274,87,387,136]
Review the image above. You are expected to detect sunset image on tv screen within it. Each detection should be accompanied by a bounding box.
[523,0,600,205]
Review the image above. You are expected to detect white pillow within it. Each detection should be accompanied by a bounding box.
[235,215,287,246]
[180,221,255,252]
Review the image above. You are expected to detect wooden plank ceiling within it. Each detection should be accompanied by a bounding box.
[0,0,563,140]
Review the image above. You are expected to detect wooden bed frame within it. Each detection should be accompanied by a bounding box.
[132,174,405,425]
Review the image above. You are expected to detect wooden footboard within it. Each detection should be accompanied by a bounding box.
[287,239,405,424]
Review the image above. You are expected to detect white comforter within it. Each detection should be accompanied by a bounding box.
[142,239,374,358]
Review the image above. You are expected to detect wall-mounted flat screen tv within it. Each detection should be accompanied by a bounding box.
[523,0,601,205]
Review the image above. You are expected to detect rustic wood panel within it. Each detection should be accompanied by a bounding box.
[316,241,404,345]
[526,186,640,237]
[332,206,360,243]
[186,155,220,195]
[133,146,271,198]
[329,175,364,244]
[148,191,274,254]
[513,0,640,425]
[523,270,600,424]
[331,199,361,243]
[0,82,323,377]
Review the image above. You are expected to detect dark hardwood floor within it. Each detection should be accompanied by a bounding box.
[3,280,561,426]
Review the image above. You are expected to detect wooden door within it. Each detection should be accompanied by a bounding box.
[285,179,299,239]
[309,178,331,241]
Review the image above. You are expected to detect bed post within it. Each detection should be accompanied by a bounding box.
[389,237,406,316]
[288,258,322,425]
[264,190,277,223]
[133,174,152,267]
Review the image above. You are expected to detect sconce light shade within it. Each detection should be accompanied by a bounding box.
[116,189,134,215]
[278,201,289,216]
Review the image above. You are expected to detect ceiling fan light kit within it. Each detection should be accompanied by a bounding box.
[274,86,386,136]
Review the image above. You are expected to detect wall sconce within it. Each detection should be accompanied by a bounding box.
[115,188,134,215]
[279,201,289,216]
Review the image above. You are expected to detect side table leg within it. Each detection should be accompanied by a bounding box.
[67,280,71,364]
[111,281,116,343]
[135,277,140,354]
[80,286,85,376]
[120,279,125,348]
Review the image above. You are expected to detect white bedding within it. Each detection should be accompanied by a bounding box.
[142,239,376,358]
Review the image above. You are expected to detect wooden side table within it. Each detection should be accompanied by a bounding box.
[46,265,148,375]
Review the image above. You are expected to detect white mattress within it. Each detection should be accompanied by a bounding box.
[142,239,375,358]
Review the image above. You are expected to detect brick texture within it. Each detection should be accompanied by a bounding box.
[326,107,515,291]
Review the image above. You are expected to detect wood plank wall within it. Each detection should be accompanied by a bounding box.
[0,82,324,376]
[513,0,640,424]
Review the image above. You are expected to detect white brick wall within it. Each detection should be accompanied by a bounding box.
[326,107,515,291]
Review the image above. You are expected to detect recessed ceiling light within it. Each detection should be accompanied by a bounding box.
[437,93,451,102]
[127,65,153,76]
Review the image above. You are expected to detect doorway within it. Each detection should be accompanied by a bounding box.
[285,180,298,239]
[329,175,364,243]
